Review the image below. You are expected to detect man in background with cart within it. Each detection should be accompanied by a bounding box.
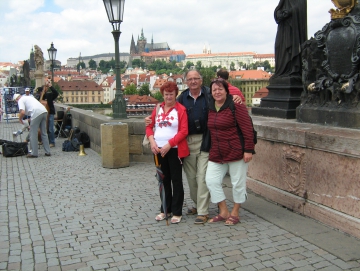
[13,93,51,158]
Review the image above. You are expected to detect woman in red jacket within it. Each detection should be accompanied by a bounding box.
[206,78,254,225]
[146,81,189,224]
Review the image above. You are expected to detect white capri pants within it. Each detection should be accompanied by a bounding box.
[205,159,248,204]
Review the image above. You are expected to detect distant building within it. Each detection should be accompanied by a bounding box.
[66,53,130,68]
[130,29,170,55]
[254,54,275,68]
[99,76,115,104]
[185,51,256,70]
[57,79,103,104]
[229,70,272,106]
[252,87,269,106]
[184,49,275,70]
[124,94,159,116]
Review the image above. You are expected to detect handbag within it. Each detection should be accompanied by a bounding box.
[143,104,160,149]
[2,142,29,157]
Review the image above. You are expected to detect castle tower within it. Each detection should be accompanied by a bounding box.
[137,28,147,54]
[130,34,137,54]
[202,44,207,54]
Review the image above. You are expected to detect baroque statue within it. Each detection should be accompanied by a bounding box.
[252,0,308,119]
[297,0,360,128]
[272,0,308,81]
[34,45,44,73]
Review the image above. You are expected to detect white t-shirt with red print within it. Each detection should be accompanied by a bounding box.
[154,106,179,148]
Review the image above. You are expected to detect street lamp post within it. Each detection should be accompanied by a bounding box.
[47,42,57,83]
[103,0,127,119]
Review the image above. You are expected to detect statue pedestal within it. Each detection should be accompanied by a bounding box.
[297,105,360,129]
[252,77,303,119]
[34,70,44,89]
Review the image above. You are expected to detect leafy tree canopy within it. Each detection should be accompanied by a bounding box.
[132,59,146,69]
[152,91,164,102]
[147,60,182,75]
[123,83,137,95]
[200,67,216,87]
[98,58,127,74]
[88,59,97,69]
[138,83,151,96]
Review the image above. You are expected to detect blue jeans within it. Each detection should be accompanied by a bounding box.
[48,114,55,145]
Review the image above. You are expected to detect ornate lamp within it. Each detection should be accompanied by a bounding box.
[47,42,57,83]
[103,0,127,119]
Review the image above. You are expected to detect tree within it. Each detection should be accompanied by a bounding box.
[195,61,202,70]
[138,83,151,96]
[152,91,164,102]
[77,61,86,71]
[53,82,63,103]
[123,84,138,95]
[230,62,236,71]
[88,59,97,69]
[200,67,215,87]
[132,59,145,69]
[185,61,195,70]
[263,60,271,71]
[97,59,127,74]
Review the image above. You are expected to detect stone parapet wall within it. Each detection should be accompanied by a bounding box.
[249,116,360,239]
[54,104,153,163]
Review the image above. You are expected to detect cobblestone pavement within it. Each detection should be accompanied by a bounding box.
[1,120,360,271]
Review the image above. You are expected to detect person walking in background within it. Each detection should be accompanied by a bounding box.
[13,93,51,158]
[205,78,254,226]
[37,80,58,147]
[216,69,246,103]
[145,81,189,224]
[23,88,34,97]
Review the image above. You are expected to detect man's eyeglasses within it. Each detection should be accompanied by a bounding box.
[186,77,201,82]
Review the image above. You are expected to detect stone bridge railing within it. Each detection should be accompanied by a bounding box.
[56,104,360,239]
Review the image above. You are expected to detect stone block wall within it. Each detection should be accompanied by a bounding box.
[54,105,154,163]
[249,116,360,239]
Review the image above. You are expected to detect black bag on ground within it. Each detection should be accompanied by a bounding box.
[0,139,11,145]
[73,131,90,148]
[62,138,80,152]
[2,142,28,157]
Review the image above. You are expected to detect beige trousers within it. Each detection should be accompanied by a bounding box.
[183,134,210,216]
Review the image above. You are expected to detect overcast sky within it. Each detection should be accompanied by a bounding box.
[0,0,335,65]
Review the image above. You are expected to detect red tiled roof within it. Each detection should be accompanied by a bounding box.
[254,54,275,58]
[140,50,185,58]
[124,95,159,104]
[153,79,167,89]
[57,79,102,91]
[229,70,272,80]
[253,87,269,98]
[186,52,256,58]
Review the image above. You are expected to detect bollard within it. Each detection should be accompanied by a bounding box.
[101,122,129,168]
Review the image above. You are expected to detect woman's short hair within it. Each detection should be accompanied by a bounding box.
[160,81,179,96]
[210,78,229,94]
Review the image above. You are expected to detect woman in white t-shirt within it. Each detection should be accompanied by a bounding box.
[145,81,189,224]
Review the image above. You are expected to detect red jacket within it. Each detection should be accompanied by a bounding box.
[146,101,189,158]
[208,96,254,163]
[228,83,246,104]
